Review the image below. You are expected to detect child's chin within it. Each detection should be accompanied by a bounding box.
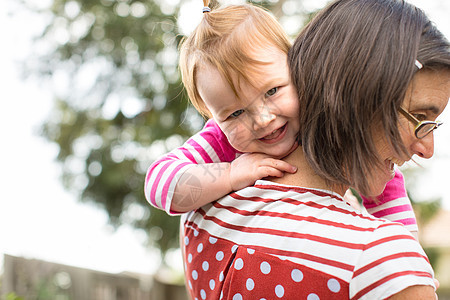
[272,144,297,158]
[264,146,284,155]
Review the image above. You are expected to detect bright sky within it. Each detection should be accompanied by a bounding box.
[0,0,449,275]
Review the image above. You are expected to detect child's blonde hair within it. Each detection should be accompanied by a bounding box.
[179,1,291,118]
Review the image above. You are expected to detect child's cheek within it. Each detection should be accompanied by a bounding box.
[221,122,249,150]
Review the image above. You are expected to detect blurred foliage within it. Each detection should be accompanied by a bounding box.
[28,0,193,254]
[410,195,441,225]
[3,293,25,300]
[21,0,316,258]
[402,166,442,225]
[423,247,440,273]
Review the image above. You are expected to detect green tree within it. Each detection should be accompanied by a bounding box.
[26,0,192,255]
[3,293,25,300]
[21,0,313,258]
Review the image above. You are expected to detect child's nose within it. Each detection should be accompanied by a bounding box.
[252,106,276,130]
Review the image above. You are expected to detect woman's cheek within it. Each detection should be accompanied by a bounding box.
[398,120,413,147]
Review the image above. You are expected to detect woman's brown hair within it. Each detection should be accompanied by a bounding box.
[288,0,450,195]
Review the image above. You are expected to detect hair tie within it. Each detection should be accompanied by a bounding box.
[415,59,423,69]
[202,0,210,13]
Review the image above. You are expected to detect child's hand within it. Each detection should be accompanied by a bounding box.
[229,153,297,191]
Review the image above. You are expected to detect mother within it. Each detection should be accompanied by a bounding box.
[182,0,450,299]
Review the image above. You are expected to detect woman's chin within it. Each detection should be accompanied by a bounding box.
[366,170,395,197]
[364,186,386,198]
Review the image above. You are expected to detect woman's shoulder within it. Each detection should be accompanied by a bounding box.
[351,221,434,298]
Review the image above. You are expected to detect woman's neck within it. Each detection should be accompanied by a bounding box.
[269,146,348,197]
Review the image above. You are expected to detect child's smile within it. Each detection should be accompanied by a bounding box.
[260,123,288,144]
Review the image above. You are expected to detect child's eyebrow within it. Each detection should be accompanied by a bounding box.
[258,77,287,91]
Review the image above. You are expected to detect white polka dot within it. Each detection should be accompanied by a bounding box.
[233,293,243,300]
[200,289,206,299]
[194,229,199,236]
[220,291,223,300]
[209,236,218,244]
[202,261,209,271]
[219,271,224,282]
[247,248,255,254]
[246,278,255,290]
[260,261,271,274]
[275,285,285,298]
[209,279,215,290]
[197,243,203,253]
[234,258,244,270]
[195,298,198,300]
[188,280,192,289]
[188,253,193,263]
[327,278,340,293]
[192,270,198,280]
[291,269,303,282]
[307,293,320,300]
[184,236,189,245]
[216,251,224,261]
[231,245,238,253]
[260,299,267,300]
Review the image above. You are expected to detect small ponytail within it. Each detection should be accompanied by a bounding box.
[203,0,211,13]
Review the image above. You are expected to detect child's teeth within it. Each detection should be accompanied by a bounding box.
[264,128,281,140]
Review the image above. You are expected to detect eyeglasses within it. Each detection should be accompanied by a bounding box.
[399,107,443,139]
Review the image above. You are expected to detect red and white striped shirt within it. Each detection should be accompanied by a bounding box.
[182,180,434,299]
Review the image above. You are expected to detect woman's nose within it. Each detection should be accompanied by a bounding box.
[411,132,435,159]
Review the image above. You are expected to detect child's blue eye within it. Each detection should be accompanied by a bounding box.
[265,87,278,97]
[230,109,244,118]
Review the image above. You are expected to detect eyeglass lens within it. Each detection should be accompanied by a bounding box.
[416,122,440,139]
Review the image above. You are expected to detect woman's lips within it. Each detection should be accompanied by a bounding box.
[260,123,287,144]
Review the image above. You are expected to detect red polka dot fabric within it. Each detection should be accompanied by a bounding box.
[184,225,349,299]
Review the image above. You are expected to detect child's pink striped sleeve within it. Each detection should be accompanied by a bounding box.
[362,168,418,233]
[144,119,238,215]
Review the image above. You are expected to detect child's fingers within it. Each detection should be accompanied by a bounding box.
[258,166,284,178]
[262,158,297,173]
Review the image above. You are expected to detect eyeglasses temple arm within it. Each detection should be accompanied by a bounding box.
[399,107,419,125]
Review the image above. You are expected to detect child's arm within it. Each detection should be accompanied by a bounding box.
[361,168,419,239]
[171,152,296,212]
[145,119,296,214]
[144,119,229,214]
